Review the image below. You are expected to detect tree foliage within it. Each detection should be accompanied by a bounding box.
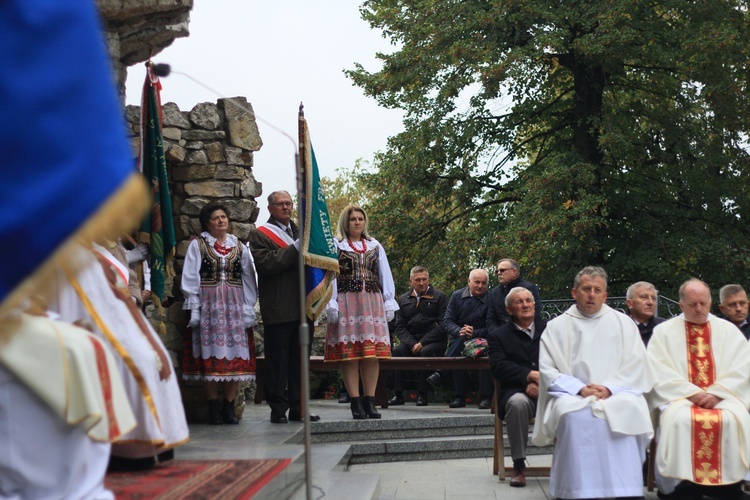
[345,0,750,298]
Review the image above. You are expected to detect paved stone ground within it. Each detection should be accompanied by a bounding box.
[177,399,663,499]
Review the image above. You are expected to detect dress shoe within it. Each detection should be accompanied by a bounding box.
[448,397,466,408]
[207,399,223,425]
[289,413,321,422]
[426,372,441,388]
[363,396,381,419]
[338,392,351,404]
[222,399,239,424]
[388,394,405,406]
[350,396,367,419]
[478,397,492,410]
[509,469,526,487]
[270,414,288,424]
[416,394,428,406]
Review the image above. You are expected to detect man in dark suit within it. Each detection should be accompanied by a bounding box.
[389,266,448,407]
[719,284,750,340]
[486,258,542,330]
[247,190,319,424]
[487,287,546,488]
[625,281,666,346]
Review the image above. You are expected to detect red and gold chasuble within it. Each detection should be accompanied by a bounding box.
[686,321,722,485]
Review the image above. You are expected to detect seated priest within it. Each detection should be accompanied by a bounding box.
[647,278,750,500]
[532,266,654,500]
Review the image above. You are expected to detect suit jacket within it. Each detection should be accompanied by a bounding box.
[487,317,546,419]
[247,218,300,325]
[443,286,488,356]
[629,314,666,346]
[486,277,542,330]
[738,319,750,340]
[394,285,448,348]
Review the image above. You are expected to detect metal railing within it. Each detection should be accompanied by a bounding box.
[539,295,680,321]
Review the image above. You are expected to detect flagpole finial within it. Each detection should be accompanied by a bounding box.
[299,102,304,118]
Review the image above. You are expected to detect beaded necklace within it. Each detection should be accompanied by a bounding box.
[213,240,231,256]
[347,237,367,254]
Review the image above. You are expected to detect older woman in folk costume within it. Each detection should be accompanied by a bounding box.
[47,243,189,469]
[182,201,258,425]
[326,205,398,420]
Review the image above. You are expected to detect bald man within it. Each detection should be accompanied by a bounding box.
[647,279,750,499]
[431,269,494,409]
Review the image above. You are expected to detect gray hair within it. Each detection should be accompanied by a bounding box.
[469,269,489,281]
[497,258,519,272]
[626,281,658,300]
[719,284,746,304]
[267,190,292,205]
[505,287,534,308]
[573,266,608,290]
[678,278,710,301]
[410,265,429,278]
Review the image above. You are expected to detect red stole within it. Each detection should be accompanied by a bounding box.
[88,335,121,439]
[257,225,290,248]
[686,321,722,484]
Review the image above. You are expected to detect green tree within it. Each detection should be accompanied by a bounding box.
[347,0,750,298]
[320,160,372,224]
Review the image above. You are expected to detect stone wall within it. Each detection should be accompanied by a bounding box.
[125,97,265,420]
[97,0,193,99]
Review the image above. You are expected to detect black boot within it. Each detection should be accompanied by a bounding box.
[363,396,381,419]
[208,399,223,425]
[222,399,239,424]
[350,396,367,420]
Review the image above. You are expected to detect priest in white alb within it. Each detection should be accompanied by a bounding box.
[647,278,750,499]
[532,266,654,500]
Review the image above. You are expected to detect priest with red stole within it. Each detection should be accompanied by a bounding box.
[647,278,750,499]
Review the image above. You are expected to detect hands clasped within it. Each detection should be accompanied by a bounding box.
[689,392,722,409]
[578,383,611,400]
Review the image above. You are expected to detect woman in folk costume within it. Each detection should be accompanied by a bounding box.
[47,243,189,470]
[325,204,399,419]
[181,201,258,425]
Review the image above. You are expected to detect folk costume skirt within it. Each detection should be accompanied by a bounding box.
[182,283,256,382]
[325,290,391,361]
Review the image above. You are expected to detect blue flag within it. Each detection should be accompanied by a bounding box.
[0,0,149,321]
[298,108,339,321]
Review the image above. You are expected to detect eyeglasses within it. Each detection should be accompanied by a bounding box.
[497,268,513,273]
[271,201,293,207]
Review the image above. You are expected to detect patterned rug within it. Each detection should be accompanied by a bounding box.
[105,458,292,499]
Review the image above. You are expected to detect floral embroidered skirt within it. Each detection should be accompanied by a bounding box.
[325,290,392,361]
[182,283,256,381]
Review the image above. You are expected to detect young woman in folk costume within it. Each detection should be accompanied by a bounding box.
[326,205,398,419]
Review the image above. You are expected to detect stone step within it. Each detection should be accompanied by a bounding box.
[306,414,495,443]
[295,414,552,467]
[346,434,555,465]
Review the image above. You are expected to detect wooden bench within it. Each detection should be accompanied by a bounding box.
[254,355,490,408]
[491,380,551,480]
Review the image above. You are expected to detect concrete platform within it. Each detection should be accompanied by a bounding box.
[176,399,661,499]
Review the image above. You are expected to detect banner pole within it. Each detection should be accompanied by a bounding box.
[296,106,313,500]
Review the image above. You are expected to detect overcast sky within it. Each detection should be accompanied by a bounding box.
[125,1,403,222]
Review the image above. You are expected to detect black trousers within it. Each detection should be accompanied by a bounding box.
[262,319,314,417]
[453,369,493,399]
[392,341,445,394]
